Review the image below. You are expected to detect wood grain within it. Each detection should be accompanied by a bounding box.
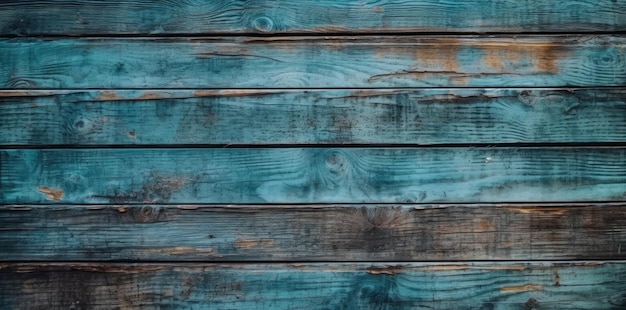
[1,262,624,309]
[1,204,624,261]
[2,88,625,146]
[2,147,626,204]
[2,36,625,88]
[1,0,624,35]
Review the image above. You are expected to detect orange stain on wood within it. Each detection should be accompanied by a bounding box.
[37,187,63,201]
[414,44,459,72]
[233,238,274,249]
[503,207,568,215]
[98,91,119,100]
[416,264,470,271]
[500,284,543,293]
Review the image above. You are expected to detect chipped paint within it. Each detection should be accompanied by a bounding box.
[37,187,63,201]
[500,284,543,293]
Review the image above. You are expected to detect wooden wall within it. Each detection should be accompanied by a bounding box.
[1,1,625,308]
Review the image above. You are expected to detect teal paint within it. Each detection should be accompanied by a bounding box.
[1,36,625,88]
[1,88,625,145]
[0,0,624,35]
[0,262,624,309]
[1,0,624,307]
[2,148,625,204]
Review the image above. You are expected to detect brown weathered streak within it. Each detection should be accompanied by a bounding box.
[0,262,624,309]
[1,203,624,261]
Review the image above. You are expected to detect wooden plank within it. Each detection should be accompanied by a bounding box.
[2,147,626,204]
[1,204,624,261]
[0,262,624,309]
[2,36,626,88]
[1,0,625,35]
[2,88,626,146]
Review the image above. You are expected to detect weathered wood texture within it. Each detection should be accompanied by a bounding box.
[2,88,625,146]
[1,204,624,261]
[2,36,626,88]
[1,0,625,35]
[3,148,626,204]
[0,262,624,309]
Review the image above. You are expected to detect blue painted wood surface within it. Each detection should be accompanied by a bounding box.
[0,262,624,309]
[2,36,625,88]
[2,88,625,146]
[1,0,625,308]
[0,0,624,35]
[2,148,625,204]
[1,204,624,261]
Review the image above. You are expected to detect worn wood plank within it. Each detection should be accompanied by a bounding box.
[1,204,624,261]
[1,0,625,35]
[2,148,625,204]
[2,88,625,146]
[0,262,624,309]
[2,36,625,88]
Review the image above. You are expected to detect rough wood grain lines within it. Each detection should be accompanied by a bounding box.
[2,88,625,146]
[2,148,626,204]
[1,0,625,35]
[0,262,624,309]
[1,204,624,261]
[2,36,625,88]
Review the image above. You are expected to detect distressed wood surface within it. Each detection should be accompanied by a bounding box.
[0,262,624,309]
[2,147,626,204]
[1,204,624,261]
[2,36,626,88]
[1,0,625,35]
[2,88,626,146]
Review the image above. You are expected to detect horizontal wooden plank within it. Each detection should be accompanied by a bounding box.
[1,204,624,261]
[1,262,624,309]
[2,36,625,88]
[2,148,625,204]
[2,88,625,146]
[1,0,625,35]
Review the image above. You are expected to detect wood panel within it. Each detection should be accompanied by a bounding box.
[1,204,624,261]
[1,0,624,35]
[2,147,626,204]
[2,88,625,146]
[0,262,624,309]
[2,36,626,88]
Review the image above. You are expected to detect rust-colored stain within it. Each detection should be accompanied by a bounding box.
[373,6,384,13]
[115,206,129,213]
[98,91,119,101]
[483,49,506,72]
[413,41,459,72]
[416,264,470,271]
[476,219,496,232]
[164,247,217,256]
[367,265,403,275]
[503,207,568,215]
[0,91,52,97]
[478,265,526,271]
[138,92,163,100]
[500,284,543,293]
[37,186,63,201]
[477,42,565,74]
[233,238,274,249]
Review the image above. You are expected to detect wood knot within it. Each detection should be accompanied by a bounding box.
[525,298,539,309]
[252,16,276,32]
[325,151,349,176]
[132,206,162,223]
